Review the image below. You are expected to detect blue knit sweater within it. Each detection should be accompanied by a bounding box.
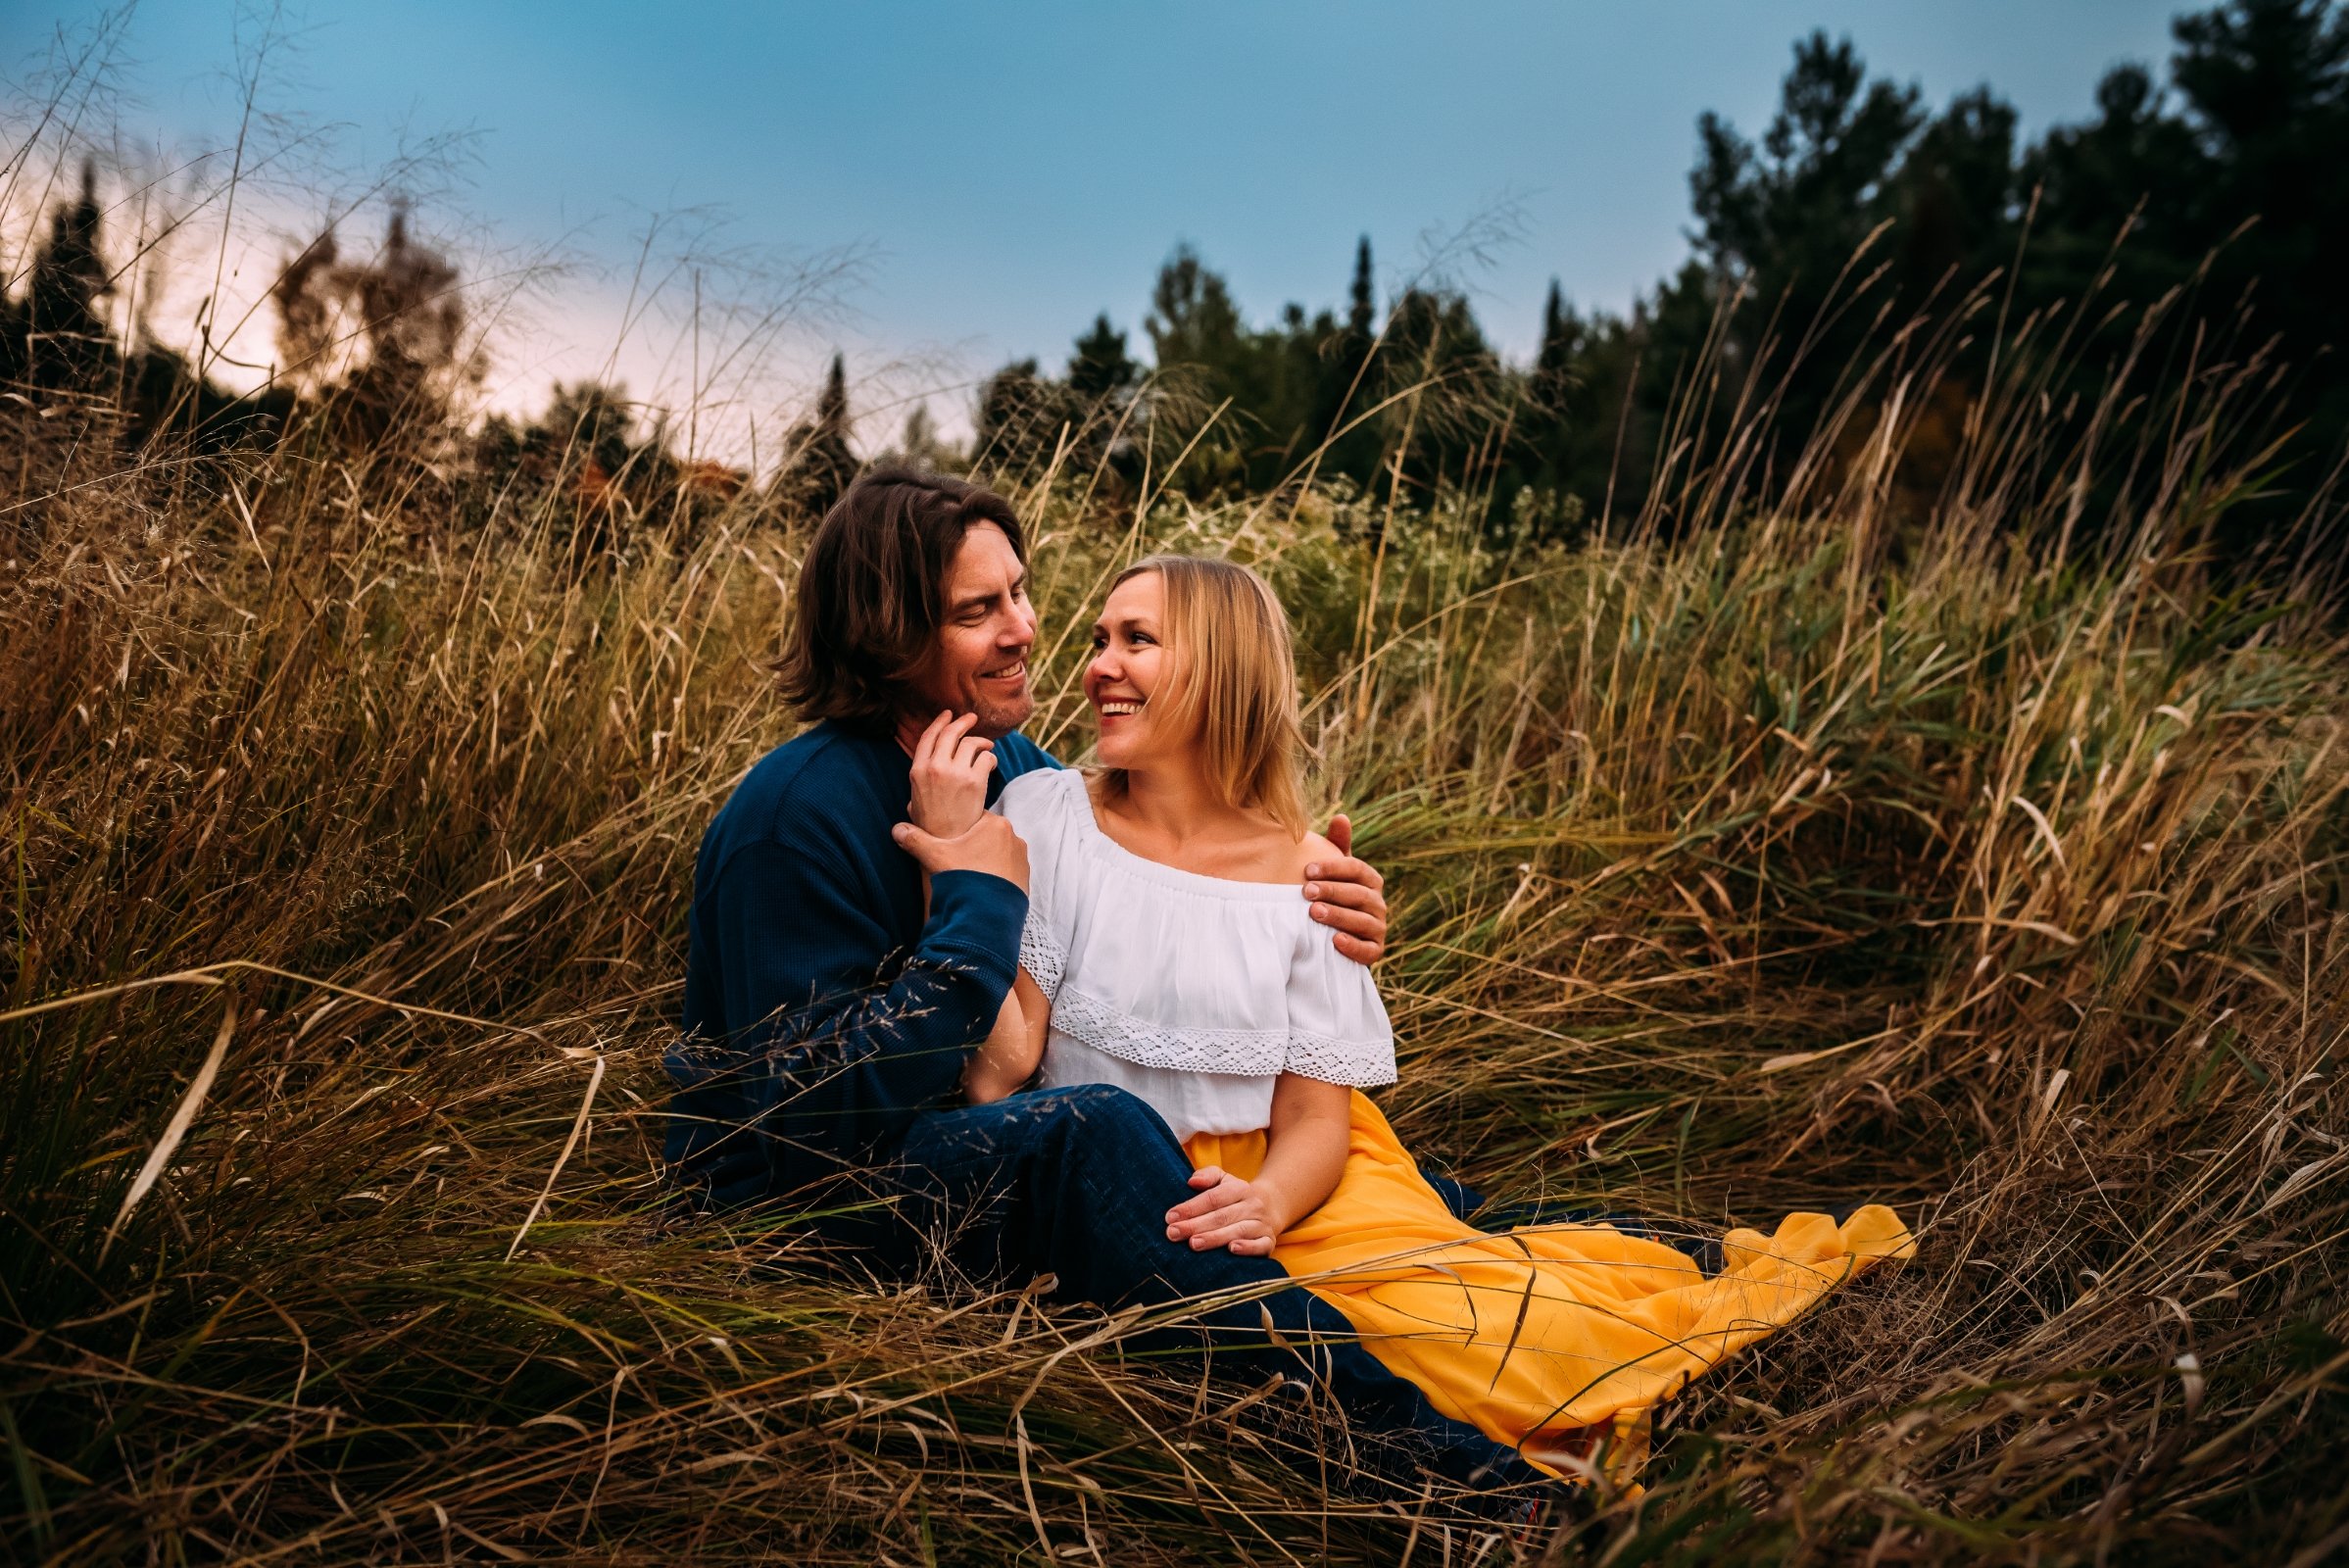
[666,719,1056,1208]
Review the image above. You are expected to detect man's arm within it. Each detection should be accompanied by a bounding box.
[682,836,1026,1199]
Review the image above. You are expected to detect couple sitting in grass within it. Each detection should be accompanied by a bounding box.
[666,468,1911,1494]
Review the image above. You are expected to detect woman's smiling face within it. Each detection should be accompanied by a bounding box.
[1086,569,1167,767]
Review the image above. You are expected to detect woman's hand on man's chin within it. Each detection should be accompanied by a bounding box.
[1306,811,1390,964]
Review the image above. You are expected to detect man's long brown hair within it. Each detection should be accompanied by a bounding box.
[776,467,1025,728]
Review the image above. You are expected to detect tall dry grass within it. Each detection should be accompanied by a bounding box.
[3,284,2346,1564]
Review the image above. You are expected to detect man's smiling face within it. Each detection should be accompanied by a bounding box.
[902,520,1037,740]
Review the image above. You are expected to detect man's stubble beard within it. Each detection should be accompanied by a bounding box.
[971,684,1036,741]
[903,678,1032,744]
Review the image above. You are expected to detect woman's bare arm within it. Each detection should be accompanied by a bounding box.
[1166,1073,1350,1255]
[961,967,1052,1102]
[1253,1072,1351,1229]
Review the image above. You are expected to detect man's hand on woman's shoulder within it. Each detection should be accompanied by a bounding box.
[1305,811,1388,965]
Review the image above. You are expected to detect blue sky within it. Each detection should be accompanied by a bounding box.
[12,1,2182,450]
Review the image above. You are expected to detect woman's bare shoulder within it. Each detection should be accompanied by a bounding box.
[1286,828,1344,880]
[1268,821,1344,882]
[1209,817,1335,883]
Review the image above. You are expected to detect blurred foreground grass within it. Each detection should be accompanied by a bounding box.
[3,317,2346,1563]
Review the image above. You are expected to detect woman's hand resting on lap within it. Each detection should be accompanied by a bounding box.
[1166,1077,1350,1256]
[1167,1166,1289,1256]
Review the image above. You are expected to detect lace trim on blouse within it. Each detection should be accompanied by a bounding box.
[1017,921,1067,1003]
[1283,1026,1400,1088]
[1045,980,1399,1088]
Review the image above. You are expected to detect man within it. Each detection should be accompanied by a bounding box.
[667,467,1541,1492]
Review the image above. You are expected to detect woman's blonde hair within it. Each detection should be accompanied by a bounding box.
[1100,554,1309,837]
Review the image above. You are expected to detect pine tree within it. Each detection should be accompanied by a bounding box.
[1346,235,1375,338]
[2166,0,2349,444]
[777,353,857,519]
[894,402,961,469]
[26,161,114,390]
[1145,246,1244,370]
[1533,279,1580,408]
[1307,235,1381,486]
[810,352,856,513]
[1067,314,1138,399]
[1523,278,1622,535]
[816,353,849,441]
[972,357,1072,480]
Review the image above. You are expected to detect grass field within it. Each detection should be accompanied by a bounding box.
[4,297,2347,1564]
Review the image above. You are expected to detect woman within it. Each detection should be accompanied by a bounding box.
[933,554,1912,1479]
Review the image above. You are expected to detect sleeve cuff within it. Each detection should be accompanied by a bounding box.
[923,869,1029,987]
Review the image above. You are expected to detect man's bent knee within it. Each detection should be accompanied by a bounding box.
[1019,1084,1197,1201]
[1066,1086,1193,1172]
[1026,1083,1181,1146]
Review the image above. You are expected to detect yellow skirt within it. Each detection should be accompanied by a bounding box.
[1186,1093,1913,1476]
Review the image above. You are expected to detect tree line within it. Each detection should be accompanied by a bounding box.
[6,0,2343,558]
[973,0,2346,550]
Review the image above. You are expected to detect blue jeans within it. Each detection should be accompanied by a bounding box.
[882,1085,1546,1494]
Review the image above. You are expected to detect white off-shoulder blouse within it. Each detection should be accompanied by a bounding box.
[993,767,1396,1143]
